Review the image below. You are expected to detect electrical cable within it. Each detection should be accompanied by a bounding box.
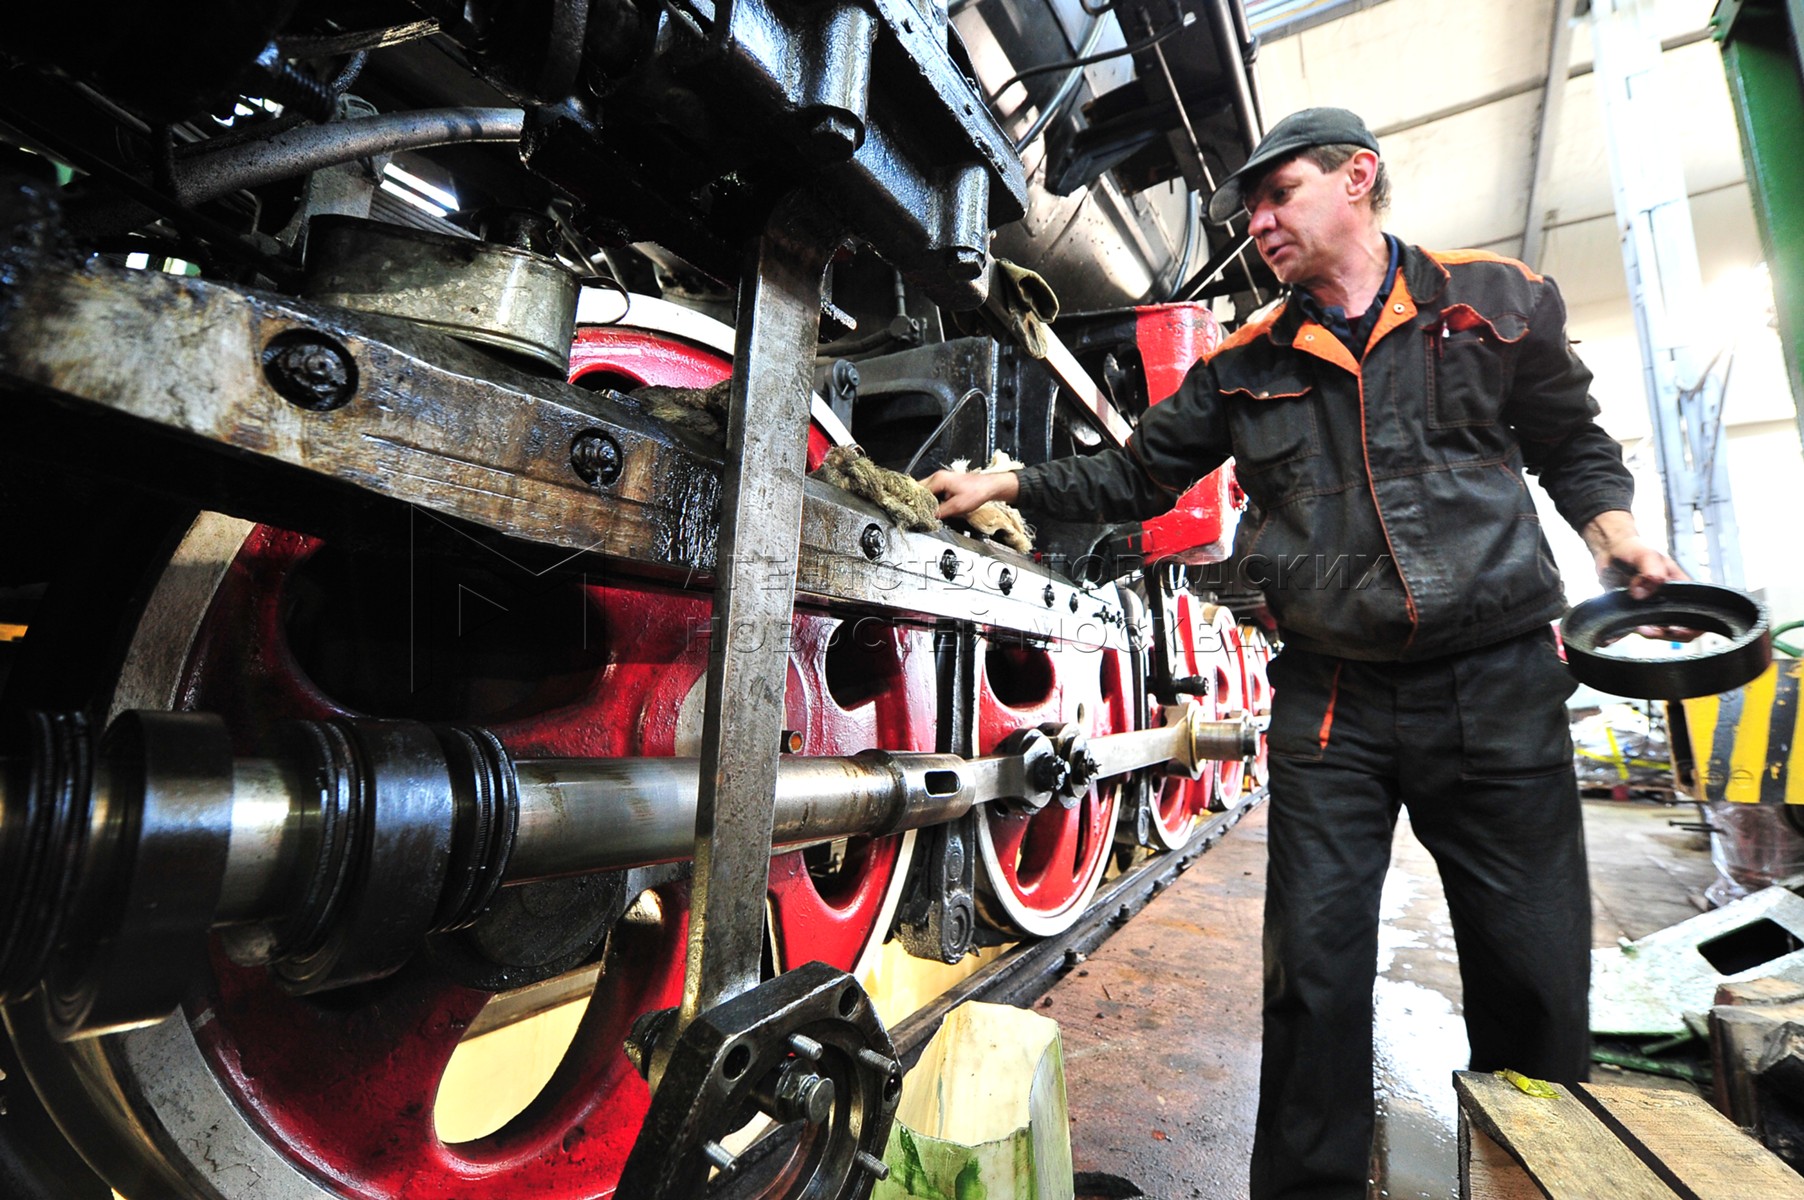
[1011,14,1112,152]
[328,51,370,98]
[904,388,987,477]
[987,17,1186,103]
[1172,232,1251,301]
[1771,620,1803,658]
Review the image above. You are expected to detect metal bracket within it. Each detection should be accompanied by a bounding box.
[683,192,846,1030]
[894,812,979,964]
[620,962,900,1199]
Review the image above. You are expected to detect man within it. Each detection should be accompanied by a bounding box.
[927,108,1684,1199]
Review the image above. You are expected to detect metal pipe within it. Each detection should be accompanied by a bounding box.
[1163,188,1202,303]
[173,107,526,206]
[1205,0,1264,149]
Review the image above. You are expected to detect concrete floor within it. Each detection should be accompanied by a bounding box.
[1053,796,1718,1200]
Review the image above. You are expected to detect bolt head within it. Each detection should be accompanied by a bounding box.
[804,111,862,162]
[861,524,885,561]
[570,431,623,487]
[262,332,357,411]
[776,1065,836,1125]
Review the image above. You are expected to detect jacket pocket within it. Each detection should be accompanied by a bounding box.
[1425,305,1527,430]
[1264,648,1341,763]
[1220,373,1319,489]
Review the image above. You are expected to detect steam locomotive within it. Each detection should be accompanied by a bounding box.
[0,2,1273,1196]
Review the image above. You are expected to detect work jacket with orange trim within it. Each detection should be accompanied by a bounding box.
[1014,241,1634,662]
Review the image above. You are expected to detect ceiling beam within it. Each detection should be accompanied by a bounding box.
[1521,0,1580,269]
[1368,26,1713,140]
[1248,0,1397,43]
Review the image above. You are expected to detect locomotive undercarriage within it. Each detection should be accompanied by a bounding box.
[0,1,1271,1196]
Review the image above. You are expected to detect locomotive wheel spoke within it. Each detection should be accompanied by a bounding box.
[1202,604,1248,810]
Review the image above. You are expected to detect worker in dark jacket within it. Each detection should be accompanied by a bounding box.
[927,107,1685,1200]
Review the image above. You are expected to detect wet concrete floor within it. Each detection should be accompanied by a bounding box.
[1054,797,1716,1200]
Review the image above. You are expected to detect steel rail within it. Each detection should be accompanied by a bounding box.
[476,788,1267,1044]
[891,788,1265,1065]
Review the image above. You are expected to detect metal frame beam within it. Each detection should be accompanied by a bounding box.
[683,193,844,1028]
[1522,0,1580,269]
[1714,0,1804,451]
[1592,0,1745,584]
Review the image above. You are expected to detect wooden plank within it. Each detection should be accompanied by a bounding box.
[1460,1111,1547,1200]
[1580,1082,1804,1200]
[1453,1072,1678,1200]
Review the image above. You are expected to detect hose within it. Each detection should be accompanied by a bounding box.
[1772,619,1802,658]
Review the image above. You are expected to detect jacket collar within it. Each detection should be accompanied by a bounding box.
[1397,240,1451,307]
[1261,240,1450,350]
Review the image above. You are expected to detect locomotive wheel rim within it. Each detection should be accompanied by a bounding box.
[6,315,913,1198]
[973,643,1127,938]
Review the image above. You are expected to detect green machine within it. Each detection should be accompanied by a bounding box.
[1715,0,1804,446]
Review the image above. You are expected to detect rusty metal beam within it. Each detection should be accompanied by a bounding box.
[682,194,842,1026]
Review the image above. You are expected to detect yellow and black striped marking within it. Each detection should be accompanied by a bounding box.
[1684,660,1803,804]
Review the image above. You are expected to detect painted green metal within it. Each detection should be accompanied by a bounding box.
[1714,0,1804,449]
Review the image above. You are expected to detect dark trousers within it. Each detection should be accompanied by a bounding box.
[1247,628,1591,1200]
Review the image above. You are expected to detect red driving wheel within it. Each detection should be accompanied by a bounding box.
[5,318,916,1200]
[972,638,1128,937]
[1147,589,1222,850]
[1240,625,1272,792]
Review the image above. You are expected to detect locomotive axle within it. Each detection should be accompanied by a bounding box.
[0,705,1252,1039]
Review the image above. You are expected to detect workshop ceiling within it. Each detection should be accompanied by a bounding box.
[1247,0,1757,316]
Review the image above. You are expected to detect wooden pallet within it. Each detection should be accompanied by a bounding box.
[1455,1071,1804,1199]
